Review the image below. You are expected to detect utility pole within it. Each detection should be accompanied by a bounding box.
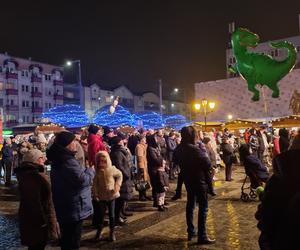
[159,79,163,119]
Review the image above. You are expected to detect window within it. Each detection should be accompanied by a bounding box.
[22,100,25,107]
[22,85,25,92]
[10,99,14,105]
[45,103,48,109]
[0,99,3,107]
[22,116,25,123]
[26,101,29,107]
[35,101,39,107]
[32,101,34,108]
[275,49,279,57]
[49,103,51,108]
[25,86,29,92]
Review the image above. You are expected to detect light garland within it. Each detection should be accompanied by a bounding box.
[133,111,164,129]
[42,104,89,128]
[93,105,134,127]
[163,114,192,129]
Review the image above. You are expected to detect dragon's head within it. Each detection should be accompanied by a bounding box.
[232,28,260,48]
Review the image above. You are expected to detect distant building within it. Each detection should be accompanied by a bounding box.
[0,53,63,127]
[81,84,190,118]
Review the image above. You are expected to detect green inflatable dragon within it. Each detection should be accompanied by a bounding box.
[230,28,297,101]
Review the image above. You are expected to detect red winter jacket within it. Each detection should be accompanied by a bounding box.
[87,133,107,166]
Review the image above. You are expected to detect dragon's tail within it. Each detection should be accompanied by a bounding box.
[270,41,297,70]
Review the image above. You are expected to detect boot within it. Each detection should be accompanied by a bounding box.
[93,227,103,241]
[109,229,116,242]
[139,192,147,201]
[171,193,182,201]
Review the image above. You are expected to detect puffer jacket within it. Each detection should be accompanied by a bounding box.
[92,165,123,201]
[47,143,95,223]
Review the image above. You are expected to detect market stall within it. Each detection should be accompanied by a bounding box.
[271,115,300,128]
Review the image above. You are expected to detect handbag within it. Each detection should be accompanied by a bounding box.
[134,180,151,192]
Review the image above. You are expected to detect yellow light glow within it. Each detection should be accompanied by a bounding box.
[194,103,201,110]
[228,114,233,120]
[209,102,215,109]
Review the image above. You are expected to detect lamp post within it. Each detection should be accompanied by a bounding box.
[194,98,215,131]
[65,60,83,108]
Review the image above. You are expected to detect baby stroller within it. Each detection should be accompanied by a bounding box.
[239,144,269,202]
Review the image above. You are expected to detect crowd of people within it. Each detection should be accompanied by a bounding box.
[0,124,299,249]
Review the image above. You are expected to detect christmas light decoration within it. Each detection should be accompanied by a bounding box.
[163,114,192,129]
[93,105,134,127]
[133,111,164,129]
[42,105,89,128]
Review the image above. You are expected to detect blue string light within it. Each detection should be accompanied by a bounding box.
[163,114,192,129]
[42,104,190,129]
[42,104,89,128]
[133,112,164,129]
[93,105,134,127]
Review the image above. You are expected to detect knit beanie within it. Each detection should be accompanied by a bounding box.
[55,131,75,147]
[23,149,44,163]
[88,124,100,135]
[110,136,122,146]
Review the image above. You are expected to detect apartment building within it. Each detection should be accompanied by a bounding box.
[0,53,63,127]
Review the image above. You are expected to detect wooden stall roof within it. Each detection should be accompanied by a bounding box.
[12,123,65,135]
[194,122,223,131]
[271,115,300,128]
[224,119,262,130]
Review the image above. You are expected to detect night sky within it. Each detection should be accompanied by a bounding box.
[1,1,300,100]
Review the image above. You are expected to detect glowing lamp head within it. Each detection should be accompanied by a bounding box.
[66,61,72,66]
[194,103,201,110]
[209,102,215,109]
[228,114,233,120]
[174,88,179,93]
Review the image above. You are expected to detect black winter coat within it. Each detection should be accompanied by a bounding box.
[156,170,169,193]
[147,146,163,174]
[110,145,133,200]
[256,149,300,249]
[166,137,177,162]
[173,143,211,193]
[220,143,234,165]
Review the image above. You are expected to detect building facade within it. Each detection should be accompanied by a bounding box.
[82,84,190,118]
[0,53,63,127]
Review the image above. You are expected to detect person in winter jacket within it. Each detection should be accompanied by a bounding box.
[256,134,300,249]
[135,135,151,201]
[92,151,122,242]
[220,136,235,181]
[173,126,215,245]
[2,138,14,186]
[239,144,269,188]
[110,136,134,226]
[146,135,164,207]
[16,149,59,250]
[272,129,280,158]
[166,131,177,180]
[87,124,107,167]
[155,162,169,211]
[279,128,290,153]
[47,131,95,250]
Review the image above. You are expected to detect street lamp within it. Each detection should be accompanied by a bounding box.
[228,114,233,120]
[194,98,216,131]
[65,60,83,108]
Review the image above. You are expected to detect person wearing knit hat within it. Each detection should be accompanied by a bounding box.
[15,148,59,249]
[88,124,100,135]
[54,131,76,148]
[46,130,95,250]
[22,149,45,164]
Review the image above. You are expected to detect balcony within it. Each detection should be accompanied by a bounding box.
[5,120,18,127]
[31,75,42,83]
[6,72,18,79]
[5,105,19,111]
[32,107,43,113]
[53,79,63,86]
[54,94,63,100]
[6,89,18,95]
[31,92,42,98]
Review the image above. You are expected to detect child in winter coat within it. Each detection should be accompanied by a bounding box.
[92,151,122,241]
[156,160,169,211]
